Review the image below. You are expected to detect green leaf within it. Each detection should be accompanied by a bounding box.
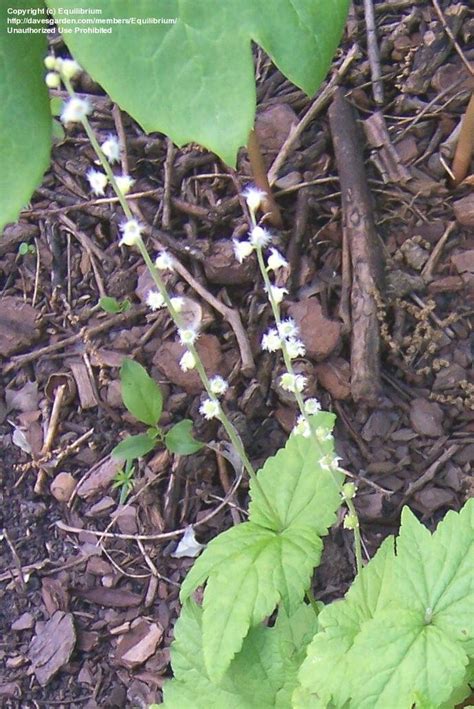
[249,412,343,534]
[119,358,163,426]
[99,295,130,313]
[165,419,203,455]
[46,0,349,165]
[0,0,51,232]
[49,96,63,117]
[298,499,474,708]
[111,433,156,462]
[162,599,318,709]
[181,521,322,682]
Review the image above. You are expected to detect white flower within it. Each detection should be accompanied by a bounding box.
[44,55,57,70]
[250,225,272,248]
[209,376,228,397]
[86,169,108,196]
[119,219,143,246]
[304,398,321,415]
[280,373,307,393]
[170,297,184,312]
[146,289,165,310]
[155,250,174,271]
[277,318,299,340]
[179,351,196,372]
[115,175,134,195]
[101,134,120,163]
[233,239,254,263]
[319,454,342,472]
[200,398,221,420]
[45,72,60,89]
[267,248,288,272]
[286,338,306,359]
[293,415,311,438]
[115,175,135,195]
[266,285,288,304]
[59,59,81,80]
[315,427,332,442]
[60,97,91,124]
[243,186,266,213]
[178,328,199,346]
[261,328,282,352]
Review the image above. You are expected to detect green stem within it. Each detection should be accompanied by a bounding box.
[345,497,363,576]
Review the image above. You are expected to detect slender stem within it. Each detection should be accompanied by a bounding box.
[345,497,363,575]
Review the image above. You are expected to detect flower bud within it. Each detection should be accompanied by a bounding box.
[119,219,143,246]
[101,134,120,164]
[115,175,135,195]
[60,59,81,80]
[44,55,57,70]
[45,72,60,89]
[343,513,359,530]
[86,169,108,196]
[342,482,357,500]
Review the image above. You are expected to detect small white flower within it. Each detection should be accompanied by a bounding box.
[280,372,307,393]
[170,297,184,312]
[277,318,299,340]
[101,134,120,163]
[200,398,221,420]
[155,250,174,271]
[261,328,282,352]
[59,59,81,80]
[45,72,60,89]
[119,219,143,246]
[179,351,196,372]
[44,55,57,70]
[319,454,342,472]
[285,338,306,359]
[60,96,91,124]
[266,285,288,304]
[250,225,272,248]
[233,239,254,263]
[304,398,321,415]
[146,289,165,310]
[267,248,288,272]
[179,328,199,346]
[86,169,108,196]
[243,186,266,213]
[315,426,332,442]
[293,415,311,438]
[209,376,228,397]
[115,175,135,195]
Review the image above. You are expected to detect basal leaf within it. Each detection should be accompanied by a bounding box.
[162,599,318,709]
[298,500,474,708]
[297,537,395,707]
[249,412,343,534]
[119,358,163,426]
[111,433,156,462]
[180,521,321,681]
[0,0,51,232]
[349,609,468,709]
[165,419,203,455]
[46,0,349,165]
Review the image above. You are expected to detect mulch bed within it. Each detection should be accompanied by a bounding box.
[1,1,473,706]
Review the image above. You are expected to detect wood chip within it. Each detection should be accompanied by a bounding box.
[28,611,76,686]
[0,297,39,357]
[115,619,163,669]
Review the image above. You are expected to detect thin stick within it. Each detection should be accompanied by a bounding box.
[451,93,474,186]
[431,0,474,77]
[268,45,358,185]
[247,129,283,228]
[363,0,384,105]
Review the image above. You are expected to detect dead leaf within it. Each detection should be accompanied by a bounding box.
[28,611,76,686]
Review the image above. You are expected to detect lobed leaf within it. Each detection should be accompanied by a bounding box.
[46,0,349,165]
[119,358,163,426]
[162,599,318,708]
[0,0,51,232]
[297,499,474,708]
[249,412,343,534]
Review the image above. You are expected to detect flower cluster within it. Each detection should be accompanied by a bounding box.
[261,318,305,360]
[199,376,229,420]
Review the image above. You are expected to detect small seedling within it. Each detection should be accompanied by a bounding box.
[111,359,203,465]
[98,295,131,314]
[112,459,135,504]
[18,241,36,257]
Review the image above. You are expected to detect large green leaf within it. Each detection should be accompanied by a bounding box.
[297,500,474,708]
[165,419,203,455]
[161,599,318,708]
[249,411,342,533]
[0,0,51,232]
[119,358,163,426]
[45,0,350,165]
[181,521,322,681]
